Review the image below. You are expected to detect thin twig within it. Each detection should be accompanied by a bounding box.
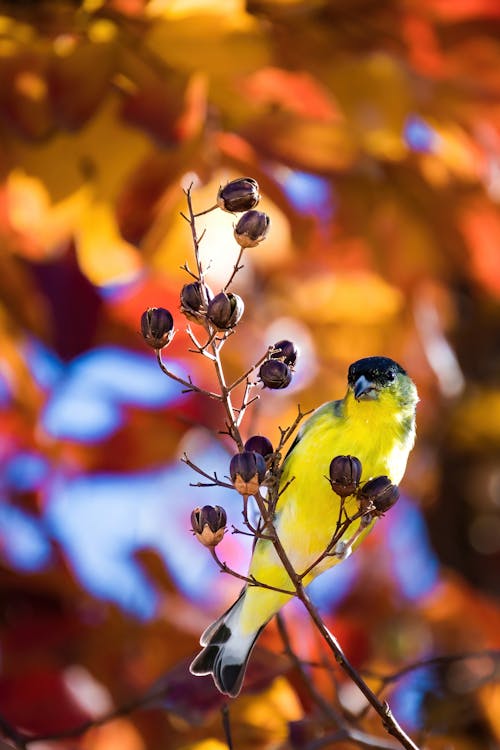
[186,325,217,359]
[156,350,222,400]
[181,454,235,490]
[221,704,233,750]
[276,613,342,724]
[183,186,206,283]
[366,649,500,689]
[227,348,272,391]
[210,548,295,595]
[223,246,245,292]
[276,405,314,452]
[298,507,369,581]
[194,204,218,218]
[183,187,246,449]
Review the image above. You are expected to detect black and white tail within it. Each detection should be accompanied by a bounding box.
[189,590,266,697]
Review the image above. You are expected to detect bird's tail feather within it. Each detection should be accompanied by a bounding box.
[190,589,265,697]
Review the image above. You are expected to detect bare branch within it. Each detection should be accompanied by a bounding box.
[181,454,235,490]
[223,246,245,292]
[210,548,295,596]
[156,350,222,400]
[193,203,218,217]
[365,649,500,690]
[227,348,272,391]
[276,405,314,453]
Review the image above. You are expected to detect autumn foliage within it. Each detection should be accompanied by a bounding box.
[1,1,500,749]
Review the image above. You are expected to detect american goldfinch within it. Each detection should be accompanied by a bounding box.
[190,356,418,696]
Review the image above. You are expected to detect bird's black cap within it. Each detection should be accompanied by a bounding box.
[347,356,407,388]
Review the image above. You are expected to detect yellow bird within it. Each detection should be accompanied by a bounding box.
[190,356,419,696]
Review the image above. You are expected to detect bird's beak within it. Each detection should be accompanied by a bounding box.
[353,375,379,401]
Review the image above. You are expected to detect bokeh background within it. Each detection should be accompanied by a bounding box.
[1,1,500,749]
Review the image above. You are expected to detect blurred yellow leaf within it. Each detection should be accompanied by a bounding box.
[144,11,270,77]
[8,95,152,204]
[479,682,500,741]
[290,271,403,324]
[450,390,500,448]
[326,53,412,157]
[230,676,303,748]
[178,740,227,750]
[75,200,142,286]
[148,0,245,16]
[436,123,482,180]
[6,169,91,259]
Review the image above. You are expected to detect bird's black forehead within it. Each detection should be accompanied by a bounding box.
[347,356,406,386]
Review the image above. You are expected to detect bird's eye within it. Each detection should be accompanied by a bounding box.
[386,371,396,383]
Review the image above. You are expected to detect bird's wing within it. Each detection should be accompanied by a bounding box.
[275,398,345,515]
[281,398,344,464]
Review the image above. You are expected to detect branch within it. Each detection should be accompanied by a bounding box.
[210,548,295,596]
[227,348,271,391]
[276,405,314,452]
[183,186,246,449]
[221,704,233,750]
[181,453,235,490]
[223,246,245,292]
[156,350,222,400]
[365,648,500,691]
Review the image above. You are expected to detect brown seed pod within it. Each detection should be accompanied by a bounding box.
[207,292,244,330]
[140,307,174,349]
[271,339,298,368]
[244,435,274,460]
[259,359,292,389]
[180,281,212,323]
[191,505,227,547]
[229,451,267,496]
[234,210,270,248]
[217,177,260,213]
[329,455,363,497]
[358,476,400,515]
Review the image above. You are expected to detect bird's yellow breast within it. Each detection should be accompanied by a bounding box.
[250,391,414,582]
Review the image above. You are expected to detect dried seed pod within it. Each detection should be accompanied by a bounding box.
[180,281,212,323]
[207,292,244,330]
[217,177,260,213]
[191,505,227,547]
[244,435,274,459]
[359,476,399,514]
[234,210,270,248]
[259,359,292,389]
[271,339,298,368]
[329,455,363,497]
[230,451,267,496]
[141,307,174,349]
